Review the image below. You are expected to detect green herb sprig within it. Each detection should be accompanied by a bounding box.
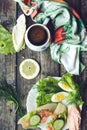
[0,78,25,117]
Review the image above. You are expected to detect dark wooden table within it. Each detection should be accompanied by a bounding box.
[0,0,87,130]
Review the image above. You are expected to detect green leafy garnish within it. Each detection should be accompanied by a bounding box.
[59,73,83,106]
[0,78,25,117]
[36,76,62,106]
[0,25,16,55]
[37,76,61,93]
[36,74,83,107]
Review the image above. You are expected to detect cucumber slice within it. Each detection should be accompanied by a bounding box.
[53,119,64,130]
[30,115,41,126]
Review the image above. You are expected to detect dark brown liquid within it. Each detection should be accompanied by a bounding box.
[28,25,48,46]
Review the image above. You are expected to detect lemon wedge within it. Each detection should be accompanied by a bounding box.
[19,59,40,79]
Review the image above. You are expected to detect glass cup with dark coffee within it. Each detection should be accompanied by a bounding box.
[25,21,51,51]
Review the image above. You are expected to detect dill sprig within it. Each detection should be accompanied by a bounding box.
[0,78,25,117]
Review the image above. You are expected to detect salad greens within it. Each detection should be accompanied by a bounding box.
[0,78,25,117]
[36,76,62,106]
[36,74,83,107]
[60,73,83,106]
[0,25,16,55]
[37,76,61,93]
[0,24,25,55]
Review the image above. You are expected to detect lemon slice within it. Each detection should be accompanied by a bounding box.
[19,59,40,79]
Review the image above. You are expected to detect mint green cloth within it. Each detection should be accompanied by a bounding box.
[17,0,87,75]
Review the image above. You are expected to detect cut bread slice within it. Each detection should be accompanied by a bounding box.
[12,14,26,52]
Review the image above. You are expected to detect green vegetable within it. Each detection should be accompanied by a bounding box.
[53,119,64,130]
[36,74,83,107]
[60,73,77,90]
[0,25,16,55]
[36,76,62,106]
[0,25,25,55]
[37,76,60,93]
[30,115,41,126]
[0,78,25,117]
[47,111,67,130]
[18,113,30,129]
[57,112,67,121]
[18,111,41,129]
[59,73,83,106]
[36,91,54,106]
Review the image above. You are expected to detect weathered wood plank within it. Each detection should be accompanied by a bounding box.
[40,48,60,77]
[79,0,87,128]
[0,0,16,31]
[16,1,87,130]
[0,0,87,130]
[16,49,60,130]
[16,47,41,130]
[0,0,17,130]
[81,0,87,29]
[0,46,16,129]
[80,52,87,130]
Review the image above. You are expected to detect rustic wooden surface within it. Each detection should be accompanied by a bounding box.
[0,0,87,130]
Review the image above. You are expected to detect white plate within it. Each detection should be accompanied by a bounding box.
[26,77,60,112]
[26,84,38,112]
[26,77,69,130]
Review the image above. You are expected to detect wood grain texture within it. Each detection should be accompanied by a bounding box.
[81,0,87,28]
[0,0,16,130]
[40,48,60,77]
[79,1,87,128]
[0,0,87,130]
[15,1,87,130]
[0,0,16,31]
[16,47,41,130]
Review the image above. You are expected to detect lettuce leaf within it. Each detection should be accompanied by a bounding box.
[37,76,61,93]
[60,73,78,90]
[60,73,83,106]
[0,25,16,55]
[36,76,62,106]
[36,74,83,106]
